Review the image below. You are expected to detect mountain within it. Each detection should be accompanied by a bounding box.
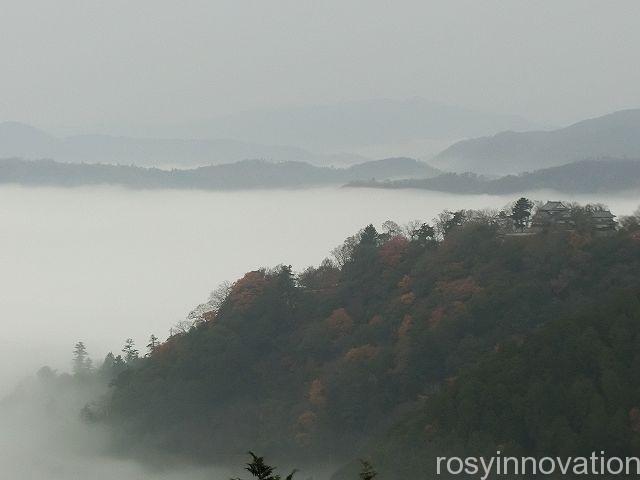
[349,158,640,195]
[432,109,640,174]
[171,98,539,152]
[0,122,365,167]
[0,122,58,157]
[0,157,440,190]
[78,208,640,479]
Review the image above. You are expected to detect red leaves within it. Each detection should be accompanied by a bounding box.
[325,308,354,335]
[227,270,268,312]
[379,235,409,267]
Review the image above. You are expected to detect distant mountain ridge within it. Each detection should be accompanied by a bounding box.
[432,109,640,174]
[0,157,440,190]
[348,158,640,194]
[174,97,539,152]
[0,122,366,167]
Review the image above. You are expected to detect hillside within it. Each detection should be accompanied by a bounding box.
[432,109,640,174]
[81,205,640,478]
[348,159,640,195]
[0,157,439,190]
[0,122,365,167]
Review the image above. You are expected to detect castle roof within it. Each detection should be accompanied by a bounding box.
[591,210,615,218]
[539,201,568,211]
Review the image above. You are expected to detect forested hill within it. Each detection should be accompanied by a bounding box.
[349,158,640,195]
[432,108,640,174]
[81,204,640,479]
[0,157,438,190]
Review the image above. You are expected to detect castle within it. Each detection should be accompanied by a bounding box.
[529,201,617,234]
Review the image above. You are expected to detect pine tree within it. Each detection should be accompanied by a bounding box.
[360,224,379,246]
[358,460,377,480]
[510,197,534,231]
[412,223,436,245]
[72,341,89,376]
[146,334,160,356]
[122,338,139,364]
[231,452,296,480]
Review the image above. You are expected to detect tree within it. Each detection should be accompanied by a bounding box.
[435,210,466,238]
[359,224,379,246]
[381,220,402,237]
[170,319,195,337]
[146,334,160,356]
[510,197,534,231]
[331,234,359,267]
[403,219,422,238]
[620,206,640,231]
[209,280,232,311]
[411,223,436,245]
[122,338,139,364]
[72,341,91,376]
[359,460,378,480]
[231,452,296,480]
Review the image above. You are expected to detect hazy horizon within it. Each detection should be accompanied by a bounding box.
[2,1,639,138]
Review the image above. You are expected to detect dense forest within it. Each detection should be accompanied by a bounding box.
[349,158,640,195]
[59,200,640,479]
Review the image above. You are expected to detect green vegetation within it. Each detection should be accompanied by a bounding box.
[74,201,640,478]
[349,158,640,194]
[231,452,296,480]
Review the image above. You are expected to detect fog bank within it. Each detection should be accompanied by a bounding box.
[1,186,638,394]
[1,185,638,477]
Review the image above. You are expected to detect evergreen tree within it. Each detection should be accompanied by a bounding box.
[412,223,436,245]
[146,334,160,356]
[359,460,377,480]
[510,197,534,231]
[231,452,296,480]
[275,264,297,308]
[99,352,116,381]
[122,338,139,364]
[72,341,89,376]
[359,224,379,246]
[112,354,126,373]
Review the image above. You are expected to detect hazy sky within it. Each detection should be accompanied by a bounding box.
[1,0,639,133]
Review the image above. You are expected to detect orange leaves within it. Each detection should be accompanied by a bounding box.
[297,410,317,430]
[227,270,267,312]
[397,314,413,340]
[435,276,481,302]
[398,275,415,305]
[397,274,411,291]
[325,308,354,335]
[400,292,415,305]
[379,235,409,267]
[429,306,446,327]
[344,344,381,362]
[308,379,327,408]
[295,411,318,447]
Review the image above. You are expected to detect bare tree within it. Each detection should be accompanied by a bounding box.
[331,234,359,267]
[404,219,423,239]
[209,280,232,310]
[381,220,402,236]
